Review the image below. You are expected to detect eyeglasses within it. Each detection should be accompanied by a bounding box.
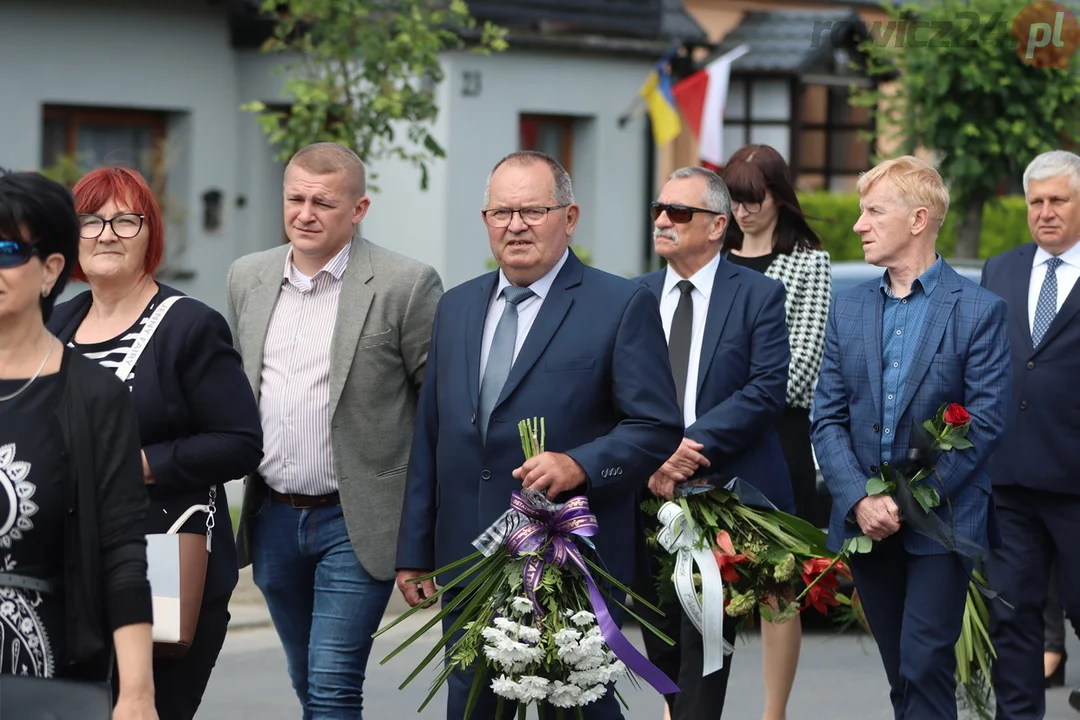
[0,238,39,269]
[482,205,569,228]
[650,202,720,224]
[733,201,763,214]
[78,213,145,239]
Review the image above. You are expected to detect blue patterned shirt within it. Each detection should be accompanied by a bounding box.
[879,257,943,463]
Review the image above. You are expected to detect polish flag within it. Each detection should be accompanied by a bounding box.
[672,44,751,169]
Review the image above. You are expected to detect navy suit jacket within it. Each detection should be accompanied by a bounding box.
[637,257,795,512]
[811,261,1011,554]
[982,243,1080,493]
[396,251,684,586]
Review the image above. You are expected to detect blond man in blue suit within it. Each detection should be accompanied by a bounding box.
[811,156,1011,719]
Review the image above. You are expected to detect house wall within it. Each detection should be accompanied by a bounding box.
[361,49,657,288]
[1,0,660,312]
[0,0,251,312]
[665,0,892,183]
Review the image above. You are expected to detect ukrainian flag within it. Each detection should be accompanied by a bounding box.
[639,53,683,147]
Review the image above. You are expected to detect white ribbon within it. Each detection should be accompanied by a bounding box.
[656,501,731,676]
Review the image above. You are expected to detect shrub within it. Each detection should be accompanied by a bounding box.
[797,193,1029,262]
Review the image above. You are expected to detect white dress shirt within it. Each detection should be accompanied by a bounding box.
[1028,242,1080,333]
[659,252,721,428]
[258,242,351,496]
[479,249,570,384]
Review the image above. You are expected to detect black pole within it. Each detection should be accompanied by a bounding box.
[643,114,656,274]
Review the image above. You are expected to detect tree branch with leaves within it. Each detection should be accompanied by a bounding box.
[242,0,507,190]
[853,0,1080,258]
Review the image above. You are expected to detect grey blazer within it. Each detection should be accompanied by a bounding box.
[226,237,443,580]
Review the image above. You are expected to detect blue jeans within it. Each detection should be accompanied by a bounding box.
[252,499,394,720]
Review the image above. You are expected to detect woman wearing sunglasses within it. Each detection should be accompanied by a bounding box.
[0,170,157,719]
[720,145,832,720]
[47,167,262,720]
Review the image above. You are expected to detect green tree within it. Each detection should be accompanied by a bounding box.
[242,0,507,190]
[854,0,1080,258]
[39,153,86,189]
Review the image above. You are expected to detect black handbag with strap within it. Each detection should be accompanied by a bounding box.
[0,573,113,720]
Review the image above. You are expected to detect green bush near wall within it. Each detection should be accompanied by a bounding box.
[797,193,1030,262]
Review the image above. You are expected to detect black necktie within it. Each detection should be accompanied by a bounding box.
[669,280,694,414]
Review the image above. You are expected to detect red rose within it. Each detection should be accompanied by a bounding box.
[943,403,970,428]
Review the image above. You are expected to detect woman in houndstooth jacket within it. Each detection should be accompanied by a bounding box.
[720,144,832,720]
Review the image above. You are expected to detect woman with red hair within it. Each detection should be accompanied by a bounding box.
[47,167,263,720]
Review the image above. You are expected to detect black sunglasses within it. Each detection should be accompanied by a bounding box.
[650,202,720,224]
[0,238,38,269]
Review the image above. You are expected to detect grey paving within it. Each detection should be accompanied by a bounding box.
[201,610,1080,719]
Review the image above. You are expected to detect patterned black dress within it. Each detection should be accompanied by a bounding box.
[0,374,67,677]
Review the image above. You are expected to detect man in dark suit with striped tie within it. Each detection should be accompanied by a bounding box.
[982,150,1080,718]
[634,166,793,720]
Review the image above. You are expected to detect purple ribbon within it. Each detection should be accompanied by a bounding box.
[502,490,679,696]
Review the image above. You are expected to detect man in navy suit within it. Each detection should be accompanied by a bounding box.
[981,150,1080,718]
[395,150,684,720]
[811,156,1011,719]
[632,166,793,720]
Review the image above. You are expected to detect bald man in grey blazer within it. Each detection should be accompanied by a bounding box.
[226,142,443,718]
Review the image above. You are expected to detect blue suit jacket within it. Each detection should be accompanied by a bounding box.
[982,243,1080,494]
[637,258,795,513]
[811,261,1011,554]
[397,251,684,586]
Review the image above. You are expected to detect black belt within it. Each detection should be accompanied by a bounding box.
[270,489,341,509]
[0,573,58,595]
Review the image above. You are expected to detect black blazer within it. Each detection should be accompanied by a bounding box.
[49,283,263,604]
[982,243,1080,494]
[55,347,152,671]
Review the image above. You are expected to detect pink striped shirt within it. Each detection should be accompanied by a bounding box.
[257,242,351,495]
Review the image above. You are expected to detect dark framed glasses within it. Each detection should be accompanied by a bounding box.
[482,204,569,228]
[650,202,720,224]
[78,212,145,240]
[0,238,38,269]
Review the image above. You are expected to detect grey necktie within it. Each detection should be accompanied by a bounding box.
[478,285,535,443]
[1032,257,1064,347]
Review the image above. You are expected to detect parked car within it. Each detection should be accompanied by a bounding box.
[830,258,985,295]
[809,259,986,531]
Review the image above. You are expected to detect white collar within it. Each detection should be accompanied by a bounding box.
[1034,241,1080,269]
[494,248,570,301]
[662,252,721,300]
[283,241,352,284]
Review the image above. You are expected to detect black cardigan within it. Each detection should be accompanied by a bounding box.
[54,347,153,668]
[48,284,263,605]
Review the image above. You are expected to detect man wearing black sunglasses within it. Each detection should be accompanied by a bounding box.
[635,166,793,720]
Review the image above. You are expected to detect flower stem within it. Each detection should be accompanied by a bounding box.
[794,553,844,604]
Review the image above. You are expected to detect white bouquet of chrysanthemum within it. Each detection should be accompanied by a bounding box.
[374,418,679,719]
[482,602,628,710]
